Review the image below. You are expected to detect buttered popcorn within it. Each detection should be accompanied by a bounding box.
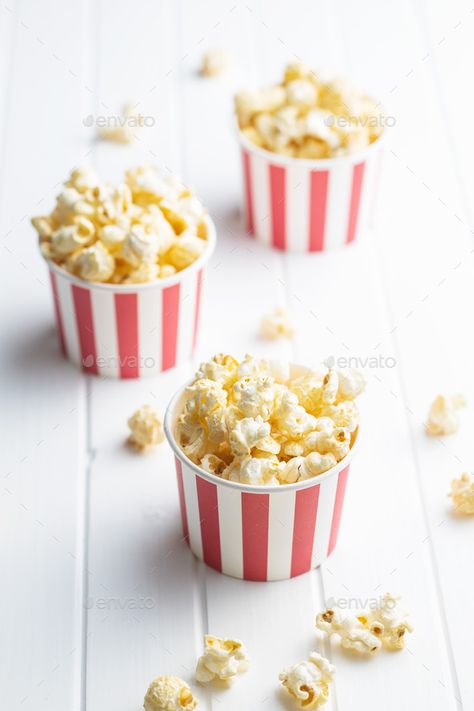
[195,635,249,683]
[32,165,209,283]
[425,394,465,436]
[176,354,364,486]
[316,608,381,654]
[279,652,334,708]
[235,61,384,159]
[144,675,198,711]
[128,405,165,452]
[449,472,474,514]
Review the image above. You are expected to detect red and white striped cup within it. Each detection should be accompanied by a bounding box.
[239,131,384,252]
[44,218,216,378]
[164,364,358,582]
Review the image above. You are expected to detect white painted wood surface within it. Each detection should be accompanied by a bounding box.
[1,1,473,709]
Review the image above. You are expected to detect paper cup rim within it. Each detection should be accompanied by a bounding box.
[236,124,386,169]
[164,362,359,494]
[41,214,217,293]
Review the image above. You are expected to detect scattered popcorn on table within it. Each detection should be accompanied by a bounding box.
[144,675,198,711]
[235,61,384,158]
[260,307,294,340]
[98,101,144,144]
[201,48,231,77]
[31,165,209,283]
[279,652,334,708]
[449,472,474,514]
[316,593,412,654]
[195,635,249,683]
[176,354,363,486]
[425,394,465,436]
[128,405,164,452]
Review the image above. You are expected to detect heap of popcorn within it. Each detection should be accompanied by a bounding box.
[31,166,209,284]
[235,61,383,159]
[176,353,364,486]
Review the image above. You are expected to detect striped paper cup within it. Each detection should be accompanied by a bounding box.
[44,218,216,378]
[239,130,384,252]
[164,364,358,582]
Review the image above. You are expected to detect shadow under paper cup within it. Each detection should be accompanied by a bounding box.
[44,217,216,378]
[164,363,358,582]
[238,130,384,252]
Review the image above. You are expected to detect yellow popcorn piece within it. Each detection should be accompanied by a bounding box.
[32,166,208,284]
[260,307,294,340]
[366,593,413,651]
[128,404,165,453]
[425,394,465,436]
[195,635,249,683]
[176,355,363,486]
[279,652,334,708]
[236,62,383,159]
[200,48,231,77]
[144,675,198,711]
[449,472,474,514]
[98,101,144,144]
[316,608,381,655]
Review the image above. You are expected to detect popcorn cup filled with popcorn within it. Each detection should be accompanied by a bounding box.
[235,62,386,252]
[164,354,363,581]
[32,166,216,378]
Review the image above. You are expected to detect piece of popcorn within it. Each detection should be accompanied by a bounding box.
[99,224,127,252]
[321,368,339,405]
[200,454,227,478]
[160,263,177,278]
[336,368,366,401]
[66,166,100,193]
[144,675,198,711]
[31,216,54,240]
[309,427,351,460]
[298,452,337,480]
[98,101,144,144]
[186,379,228,417]
[365,593,413,651]
[449,472,474,514]
[75,242,115,282]
[319,401,359,433]
[196,354,239,389]
[425,394,465,436]
[286,79,318,108]
[50,224,93,258]
[279,652,334,709]
[272,390,317,437]
[128,405,164,452]
[166,231,206,270]
[224,455,280,486]
[260,307,294,340]
[316,608,381,655]
[124,261,160,284]
[233,375,276,421]
[235,86,286,128]
[284,61,317,84]
[236,354,270,379]
[288,372,326,412]
[160,196,206,236]
[121,225,160,267]
[195,635,248,683]
[200,49,231,77]
[229,416,271,457]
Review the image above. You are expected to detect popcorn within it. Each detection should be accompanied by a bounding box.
[195,635,249,683]
[260,307,294,340]
[279,652,334,708]
[128,405,165,452]
[365,593,413,651]
[32,166,208,284]
[144,675,198,711]
[316,608,381,654]
[425,394,465,436]
[449,472,474,514]
[176,355,363,486]
[316,594,413,654]
[98,101,144,144]
[200,49,231,77]
[235,62,383,158]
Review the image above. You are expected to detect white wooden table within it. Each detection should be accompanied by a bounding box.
[2,1,473,709]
